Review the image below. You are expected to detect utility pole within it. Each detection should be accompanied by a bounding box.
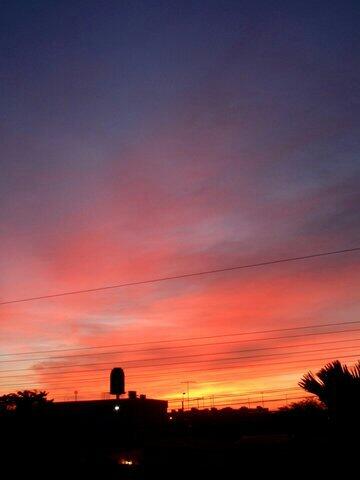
[181,381,196,410]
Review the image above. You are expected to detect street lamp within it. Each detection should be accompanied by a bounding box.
[182,392,186,411]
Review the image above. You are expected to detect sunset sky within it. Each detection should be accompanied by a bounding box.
[1,0,359,408]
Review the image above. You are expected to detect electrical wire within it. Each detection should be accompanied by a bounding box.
[1,246,358,306]
[0,321,360,370]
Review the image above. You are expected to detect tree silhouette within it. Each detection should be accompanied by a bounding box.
[279,398,324,413]
[299,360,360,427]
[0,389,52,415]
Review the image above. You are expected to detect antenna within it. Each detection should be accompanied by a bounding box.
[180,381,197,410]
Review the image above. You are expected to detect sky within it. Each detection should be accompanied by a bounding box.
[0,0,359,408]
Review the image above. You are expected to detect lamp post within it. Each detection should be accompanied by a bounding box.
[181,381,196,410]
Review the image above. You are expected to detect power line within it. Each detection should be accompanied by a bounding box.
[5,345,358,389]
[71,389,306,402]
[1,355,358,397]
[1,336,357,384]
[177,391,308,408]
[0,370,307,397]
[0,382,308,408]
[1,319,359,358]
[39,391,318,407]
[0,380,302,400]
[40,366,337,399]
[1,246,358,306]
[0,361,338,387]
[0,320,360,363]
[175,387,304,402]
[49,392,312,407]
[0,329,359,378]
[125,352,360,381]
[168,387,302,403]
[203,394,313,408]
[0,349,358,385]
[0,355,358,391]
[71,344,355,370]
[1,333,359,367]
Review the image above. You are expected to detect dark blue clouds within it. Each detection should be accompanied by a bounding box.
[1,0,359,298]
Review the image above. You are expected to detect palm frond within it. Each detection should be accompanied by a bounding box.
[299,371,323,396]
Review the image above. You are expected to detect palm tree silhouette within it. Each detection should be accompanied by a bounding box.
[299,360,360,428]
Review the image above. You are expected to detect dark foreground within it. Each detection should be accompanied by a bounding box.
[1,407,357,478]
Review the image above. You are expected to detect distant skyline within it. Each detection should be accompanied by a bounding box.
[1,0,359,406]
